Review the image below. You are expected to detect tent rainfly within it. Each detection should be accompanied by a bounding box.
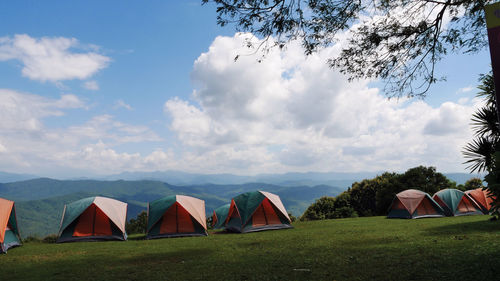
[0,198,21,253]
[212,203,230,230]
[465,188,495,214]
[223,191,292,233]
[146,195,207,239]
[57,196,128,243]
[387,189,445,219]
[433,189,483,216]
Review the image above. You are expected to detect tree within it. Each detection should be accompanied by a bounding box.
[456,177,485,192]
[463,71,500,216]
[126,211,148,234]
[463,72,500,172]
[300,193,357,221]
[397,166,453,194]
[346,173,400,216]
[203,0,492,98]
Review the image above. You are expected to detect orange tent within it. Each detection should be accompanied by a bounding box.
[57,196,128,243]
[387,189,445,219]
[465,188,495,214]
[0,198,21,253]
[223,191,292,233]
[146,195,207,238]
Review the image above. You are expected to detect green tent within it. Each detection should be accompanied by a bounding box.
[433,189,483,216]
[212,204,230,229]
[57,196,128,243]
[224,191,292,233]
[0,198,21,253]
[147,195,207,239]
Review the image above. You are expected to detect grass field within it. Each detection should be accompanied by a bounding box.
[2,215,500,280]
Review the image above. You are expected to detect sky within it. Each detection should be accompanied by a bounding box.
[0,1,493,178]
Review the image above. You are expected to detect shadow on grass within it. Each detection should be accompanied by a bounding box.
[11,248,214,280]
[424,218,500,235]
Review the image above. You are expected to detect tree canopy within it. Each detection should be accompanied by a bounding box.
[203,0,493,98]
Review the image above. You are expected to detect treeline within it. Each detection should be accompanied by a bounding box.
[301,166,483,221]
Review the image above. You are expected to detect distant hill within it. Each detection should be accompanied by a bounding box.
[444,173,484,185]
[0,171,38,183]
[102,170,379,187]
[103,170,481,187]
[0,178,343,237]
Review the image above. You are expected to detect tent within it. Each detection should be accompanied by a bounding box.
[224,191,292,233]
[57,196,128,243]
[146,195,207,239]
[465,188,495,214]
[387,189,445,219]
[0,198,21,253]
[212,203,230,229]
[433,189,483,216]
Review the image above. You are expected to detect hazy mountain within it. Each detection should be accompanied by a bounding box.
[103,170,379,187]
[0,171,38,183]
[103,170,480,187]
[444,173,484,185]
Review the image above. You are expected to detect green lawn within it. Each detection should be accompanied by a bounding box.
[2,215,500,280]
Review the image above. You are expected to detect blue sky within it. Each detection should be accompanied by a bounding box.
[0,1,492,177]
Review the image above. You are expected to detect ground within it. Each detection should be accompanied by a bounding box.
[1,215,500,280]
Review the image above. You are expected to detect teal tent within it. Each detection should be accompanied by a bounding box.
[57,196,128,243]
[212,204,230,229]
[147,195,207,239]
[432,189,483,216]
[0,198,21,253]
[224,191,292,233]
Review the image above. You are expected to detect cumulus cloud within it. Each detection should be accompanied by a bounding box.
[163,33,478,174]
[0,89,164,176]
[0,34,110,82]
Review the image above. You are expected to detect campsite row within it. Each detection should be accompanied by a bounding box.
[387,188,494,218]
[0,190,292,253]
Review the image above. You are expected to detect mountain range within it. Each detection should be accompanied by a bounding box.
[0,170,481,186]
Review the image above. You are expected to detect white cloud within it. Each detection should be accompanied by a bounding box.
[0,34,110,82]
[457,86,474,94]
[162,33,479,174]
[83,80,99,91]
[114,99,133,111]
[0,89,85,132]
[0,89,163,176]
